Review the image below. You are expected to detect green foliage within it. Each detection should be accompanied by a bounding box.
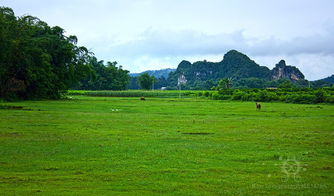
[283,94,316,104]
[197,87,334,104]
[74,57,130,90]
[278,80,295,89]
[314,89,327,103]
[154,77,168,89]
[216,78,233,90]
[235,77,266,88]
[0,7,92,100]
[128,76,168,90]
[128,77,140,89]
[137,73,155,90]
[67,90,197,98]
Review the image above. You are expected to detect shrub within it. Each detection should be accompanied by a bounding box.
[204,91,210,97]
[326,96,334,104]
[231,90,245,100]
[212,92,231,100]
[314,90,327,103]
[283,94,315,104]
[211,92,220,100]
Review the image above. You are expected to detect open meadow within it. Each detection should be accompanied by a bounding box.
[0,96,333,195]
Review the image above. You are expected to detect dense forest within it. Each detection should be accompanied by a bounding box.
[0,7,129,100]
[73,57,129,90]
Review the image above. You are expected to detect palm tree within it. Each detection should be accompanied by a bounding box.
[218,77,233,89]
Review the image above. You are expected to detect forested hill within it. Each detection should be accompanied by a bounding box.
[130,68,176,78]
[317,75,334,84]
[168,50,305,88]
[311,75,334,87]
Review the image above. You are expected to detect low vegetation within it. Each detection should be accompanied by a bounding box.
[0,96,333,195]
[68,87,334,104]
[200,87,334,104]
[68,90,196,98]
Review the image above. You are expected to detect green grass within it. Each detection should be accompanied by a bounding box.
[0,96,333,195]
[68,90,198,98]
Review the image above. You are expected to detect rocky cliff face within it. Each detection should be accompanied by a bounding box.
[169,50,272,86]
[167,51,306,88]
[271,60,304,81]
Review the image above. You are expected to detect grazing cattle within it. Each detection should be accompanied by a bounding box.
[140,96,145,101]
[256,102,261,110]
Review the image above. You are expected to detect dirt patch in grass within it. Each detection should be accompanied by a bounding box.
[0,132,23,138]
[306,106,323,109]
[181,132,214,135]
[0,105,41,111]
[44,167,60,171]
[0,105,24,110]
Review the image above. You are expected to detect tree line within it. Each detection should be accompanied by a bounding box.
[73,57,129,91]
[0,7,130,100]
[128,74,168,90]
[197,86,334,104]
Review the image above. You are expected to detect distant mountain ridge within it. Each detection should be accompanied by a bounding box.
[168,50,305,87]
[315,75,334,84]
[129,68,176,78]
[128,50,311,90]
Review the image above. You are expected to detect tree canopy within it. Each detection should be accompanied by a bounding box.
[0,7,131,100]
[0,7,94,100]
[137,73,155,90]
[74,57,130,90]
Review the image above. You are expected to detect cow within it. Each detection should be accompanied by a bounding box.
[140,96,145,101]
[256,102,261,110]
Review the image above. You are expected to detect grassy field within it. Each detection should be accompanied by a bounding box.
[68,90,198,98]
[0,96,333,195]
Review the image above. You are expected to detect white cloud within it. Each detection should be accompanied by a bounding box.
[2,0,334,79]
[100,27,334,80]
[106,25,334,57]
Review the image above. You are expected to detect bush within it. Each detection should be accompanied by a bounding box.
[204,91,211,97]
[231,90,246,100]
[212,92,231,100]
[326,96,334,104]
[211,87,334,104]
[284,94,316,104]
[314,90,327,103]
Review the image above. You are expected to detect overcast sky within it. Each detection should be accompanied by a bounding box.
[2,0,334,80]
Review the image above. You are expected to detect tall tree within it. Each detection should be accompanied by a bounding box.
[217,78,233,90]
[137,73,155,90]
[0,7,92,100]
[74,57,130,90]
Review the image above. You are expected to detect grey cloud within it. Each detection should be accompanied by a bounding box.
[3,0,334,79]
[107,29,246,57]
[107,26,334,58]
